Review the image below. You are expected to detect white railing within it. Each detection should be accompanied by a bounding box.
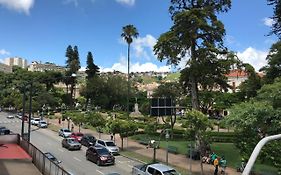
[242,134,281,175]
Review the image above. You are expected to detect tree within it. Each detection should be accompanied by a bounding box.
[268,0,281,38]
[260,41,281,84]
[85,51,100,80]
[154,0,238,110]
[86,112,106,138]
[121,24,139,116]
[65,45,81,107]
[109,118,137,150]
[181,110,212,173]
[85,51,100,108]
[226,101,281,173]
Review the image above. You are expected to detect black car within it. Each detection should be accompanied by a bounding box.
[81,134,96,147]
[44,152,62,164]
[86,145,115,166]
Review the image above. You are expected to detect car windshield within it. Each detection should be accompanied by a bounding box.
[68,139,77,143]
[40,121,47,124]
[63,129,71,132]
[163,170,180,175]
[96,148,110,155]
[105,141,116,146]
[76,133,83,136]
[88,136,95,141]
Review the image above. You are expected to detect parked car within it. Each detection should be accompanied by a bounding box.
[132,163,180,175]
[62,138,81,150]
[0,126,10,135]
[86,145,115,166]
[80,134,96,147]
[70,132,84,142]
[38,120,48,128]
[31,118,40,125]
[7,115,15,119]
[58,128,72,138]
[44,152,62,164]
[96,139,119,155]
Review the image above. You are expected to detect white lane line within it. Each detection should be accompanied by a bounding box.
[73,157,82,162]
[96,170,104,175]
[127,164,133,168]
[58,148,64,152]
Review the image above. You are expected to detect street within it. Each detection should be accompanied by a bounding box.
[0,112,140,175]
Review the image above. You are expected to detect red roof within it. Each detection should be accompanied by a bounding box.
[225,70,248,78]
[0,143,31,159]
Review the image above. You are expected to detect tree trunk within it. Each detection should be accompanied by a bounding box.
[121,137,124,150]
[127,43,130,118]
[190,39,200,110]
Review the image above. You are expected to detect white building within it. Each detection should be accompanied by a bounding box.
[28,61,66,72]
[4,57,27,69]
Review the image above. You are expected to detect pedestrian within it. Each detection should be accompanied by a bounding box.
[213,157,219,175]
[210,152,217,164]
[110,133,113,140]
[71,124,74,132]
[219,156,227,174]
[58,118,61,124]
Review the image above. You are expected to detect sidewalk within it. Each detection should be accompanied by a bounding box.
[48,118,240,175]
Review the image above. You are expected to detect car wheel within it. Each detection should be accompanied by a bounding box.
[97,159,101,166]
[86,154,90,161]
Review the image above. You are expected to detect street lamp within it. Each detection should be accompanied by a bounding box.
[165,129,170,164]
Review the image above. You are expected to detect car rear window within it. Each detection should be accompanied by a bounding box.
[64,129,71,132]
[105,141,116,146]
[76,133,83,136]
[96,148,110,155]
[163,170,180,175]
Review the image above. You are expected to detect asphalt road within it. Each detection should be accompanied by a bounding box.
[0,111,141,175]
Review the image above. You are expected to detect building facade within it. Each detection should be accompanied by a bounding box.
[0,63,12,73]
[28,61,66,72]
[4,57,27,69]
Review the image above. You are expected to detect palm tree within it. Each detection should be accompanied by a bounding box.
[121,24,139,117]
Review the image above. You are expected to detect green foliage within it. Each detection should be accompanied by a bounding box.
[207,132,236,143]
[260,41,281,83]
[226,100,281,173]
[121,24,139,45]
[267,0,281,38]
[85,51,99,80]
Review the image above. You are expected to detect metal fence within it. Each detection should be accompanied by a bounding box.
[20,139,71,175]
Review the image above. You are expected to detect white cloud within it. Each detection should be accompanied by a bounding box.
[0,49,10,55]
[237,47,268,71]
[263,17,274,27]
[132,34,157,60]
[115,0,135,6]
[100,55,170,73]
[0,0,34,14]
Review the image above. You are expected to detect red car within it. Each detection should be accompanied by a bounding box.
[70,132,84,142]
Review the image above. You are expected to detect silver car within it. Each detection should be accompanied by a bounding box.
[62,138,81,150]
[96,139,119,155]
[58,128,72,138]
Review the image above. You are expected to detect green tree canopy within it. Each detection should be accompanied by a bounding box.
[268,0,281,38]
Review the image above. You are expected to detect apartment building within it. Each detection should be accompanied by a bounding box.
[4,57,27,69]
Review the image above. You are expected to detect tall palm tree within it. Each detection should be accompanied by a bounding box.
[121,24,139,117]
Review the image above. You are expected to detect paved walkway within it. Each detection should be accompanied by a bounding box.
[48,118,240,175]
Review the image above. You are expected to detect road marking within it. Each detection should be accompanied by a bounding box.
[127,164,133,168]
[58,148,64,152]
[96,170,104,175]
[73,157,82,162]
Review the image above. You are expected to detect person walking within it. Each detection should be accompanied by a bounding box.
[219,156,227,174]
[214,157,219,175]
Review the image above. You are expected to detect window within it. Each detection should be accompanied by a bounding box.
[147,167,155,175]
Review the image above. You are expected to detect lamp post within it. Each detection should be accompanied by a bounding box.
[165,129,170,165]
[21,73,76,143]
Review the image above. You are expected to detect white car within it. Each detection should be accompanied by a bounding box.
[38,120,48,128]
[96,139,119,155]
[7,115,15,119]
[31,118,40,125]
[59,128,72,138]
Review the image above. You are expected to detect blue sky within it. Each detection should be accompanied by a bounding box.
[0,0,277,73]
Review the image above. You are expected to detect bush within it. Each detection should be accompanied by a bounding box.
[207,132,236,143]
